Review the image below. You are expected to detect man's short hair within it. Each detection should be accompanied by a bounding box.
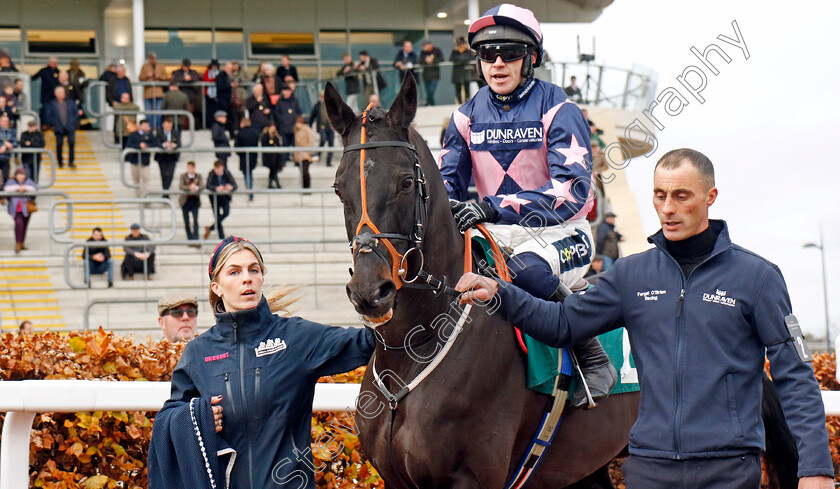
[213,159,225,168]
[187,160,196,167]
[654,148,715,191]
[359,50,369,56]
[92,226,102,233]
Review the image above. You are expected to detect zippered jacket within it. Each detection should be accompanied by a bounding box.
[495,221,832,477]
[438,78,594,226]
[163,296,375,489]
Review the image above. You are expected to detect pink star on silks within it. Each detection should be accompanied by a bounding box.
[556,134,589,169]
[544,179,578,209]
[499,194,532,214]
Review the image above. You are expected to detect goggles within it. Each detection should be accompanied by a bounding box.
[474,42,531,63]
[165,308,198,318]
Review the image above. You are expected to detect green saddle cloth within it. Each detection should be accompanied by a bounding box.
[526,328,640,396]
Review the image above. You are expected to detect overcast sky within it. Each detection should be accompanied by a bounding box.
[542,0,840,340]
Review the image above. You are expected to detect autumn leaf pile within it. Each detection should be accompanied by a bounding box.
[0,330,381,489]
[2,329,838,489]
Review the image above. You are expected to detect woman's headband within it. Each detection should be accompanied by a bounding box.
[208,236,263,278]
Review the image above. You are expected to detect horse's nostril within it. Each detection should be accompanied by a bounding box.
[376,281,396,303]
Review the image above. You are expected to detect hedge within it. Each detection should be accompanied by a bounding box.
[0,329,837,488]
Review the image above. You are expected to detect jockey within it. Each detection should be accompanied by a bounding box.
[439,3,616,407]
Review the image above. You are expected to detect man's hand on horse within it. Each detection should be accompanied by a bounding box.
[449,199,499,233]
[455,272,499,305]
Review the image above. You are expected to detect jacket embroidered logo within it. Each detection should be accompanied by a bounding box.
[255,338,287,357]
[702,289,736,307]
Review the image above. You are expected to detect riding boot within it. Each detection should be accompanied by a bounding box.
[571,337,617,409]
[548,281,617,409]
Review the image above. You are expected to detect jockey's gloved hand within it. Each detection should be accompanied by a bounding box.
[449,199,499,233]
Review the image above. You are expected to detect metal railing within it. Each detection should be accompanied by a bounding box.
[102,109,195,149]
[120,145,343,190]
[545,61,655,112]
[83,296,209,331]
[65,237,348,302]
[48,198,178,244]
[0,189,69,202]
[85,80,320,129]
[9,147,57,189]
[0,380,361,489]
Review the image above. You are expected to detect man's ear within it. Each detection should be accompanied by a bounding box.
[706,187,718,207]
[158,316,165,330]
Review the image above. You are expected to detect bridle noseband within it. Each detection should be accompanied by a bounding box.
[343,103,434,292]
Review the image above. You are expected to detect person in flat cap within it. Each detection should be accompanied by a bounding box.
[211,110,231,166]
[158,292,199,342]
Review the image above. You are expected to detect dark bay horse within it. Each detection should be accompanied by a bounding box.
[324,75,639,488]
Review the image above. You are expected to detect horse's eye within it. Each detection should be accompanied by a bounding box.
[401,177,414,191]
[333,184,342,201]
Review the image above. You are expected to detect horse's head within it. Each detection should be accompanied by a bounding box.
[326,76,442,328]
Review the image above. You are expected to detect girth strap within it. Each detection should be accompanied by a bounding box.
[505,349,572,489]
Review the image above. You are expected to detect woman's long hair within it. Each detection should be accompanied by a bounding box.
[209,240,299,315]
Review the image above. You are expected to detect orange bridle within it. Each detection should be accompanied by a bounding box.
[343,104,428,290]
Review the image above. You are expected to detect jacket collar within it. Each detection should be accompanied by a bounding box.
[648,219,732,260]
[490,77,537,106]
[214,295,275,342]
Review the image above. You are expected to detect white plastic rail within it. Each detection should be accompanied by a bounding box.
[0,381,361,489]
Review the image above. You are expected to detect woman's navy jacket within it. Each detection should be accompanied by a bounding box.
[162,296,375,488]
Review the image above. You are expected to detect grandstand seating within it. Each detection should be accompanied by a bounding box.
[0,104,453,337]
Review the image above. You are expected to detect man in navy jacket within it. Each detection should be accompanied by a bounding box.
[456,148,833,489]
[44,85,79,168]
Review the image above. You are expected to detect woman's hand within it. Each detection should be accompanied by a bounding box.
[455,272,499,305]
[211,395,224,432]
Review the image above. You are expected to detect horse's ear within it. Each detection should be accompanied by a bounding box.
[324,81,356,138]
[386,75,417,134]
